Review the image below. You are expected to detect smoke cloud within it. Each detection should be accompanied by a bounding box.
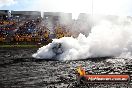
[32,16,132,60]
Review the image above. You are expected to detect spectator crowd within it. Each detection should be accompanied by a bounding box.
[0,16,74,45]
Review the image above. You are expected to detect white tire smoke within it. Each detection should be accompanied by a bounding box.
[33,17,132,60]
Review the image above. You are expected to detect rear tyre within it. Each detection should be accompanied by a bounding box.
[67,82,78,88]
[77,76,87,85]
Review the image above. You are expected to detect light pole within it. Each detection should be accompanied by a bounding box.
[92,0,93,17]
[92,0,94,27]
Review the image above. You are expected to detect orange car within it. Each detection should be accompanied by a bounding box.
[76,66,130,84]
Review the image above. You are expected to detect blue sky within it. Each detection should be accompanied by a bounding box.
[0,0,34,11]
[0,0,132,18]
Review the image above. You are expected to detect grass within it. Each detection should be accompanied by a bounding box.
[0,44,45,48]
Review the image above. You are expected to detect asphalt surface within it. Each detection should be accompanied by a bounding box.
[0,48,132,88]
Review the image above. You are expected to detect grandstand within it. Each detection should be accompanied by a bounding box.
[1,10,122,45]
[0,10,73,45]
[44,12,72,25]
[11,11,41,20]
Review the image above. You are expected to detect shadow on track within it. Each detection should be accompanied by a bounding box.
[0,57,58,67]
[0,56,114,67]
